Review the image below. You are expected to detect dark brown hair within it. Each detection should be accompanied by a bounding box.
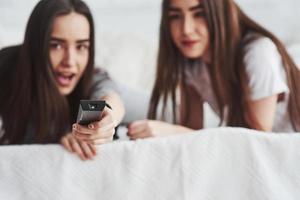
[0,0,95,144]
[148,0,300,131]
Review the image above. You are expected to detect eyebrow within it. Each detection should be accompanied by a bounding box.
[50,37,90,43]
[168,3,204,12]
[190,4,204,11]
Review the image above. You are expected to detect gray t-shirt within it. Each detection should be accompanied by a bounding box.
[182,36,292,132]
[0,68,119,143]
[89,68,119,100]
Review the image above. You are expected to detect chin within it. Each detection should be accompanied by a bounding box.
[183,52,202,59]
[59,87,73,96]
[182,49,203,59]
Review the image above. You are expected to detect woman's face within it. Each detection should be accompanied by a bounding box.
[49,12,90,96]
[168,0,210,61]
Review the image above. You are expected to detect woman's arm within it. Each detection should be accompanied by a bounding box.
[100,91,125,126]
[247,94,278,132]
[242,37,289,132]
[127,83,204,140]
[127,120,194,140]
[61,132,97,160]
[72,91,125,145]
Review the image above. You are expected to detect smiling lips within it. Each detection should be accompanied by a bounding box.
[182,39,199,47]
[55,72,76,87]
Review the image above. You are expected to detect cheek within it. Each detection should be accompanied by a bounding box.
[200,23,210,43]
[204,30,210,50]
[78,53,89,74]
[204,28,210,44]
[197,23,210,48]
[49,50,63,69]
[170,23,181,44]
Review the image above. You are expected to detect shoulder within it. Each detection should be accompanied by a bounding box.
[0,45,21,62]
[242,35,289,100]
[0,45,21,72]
[244,36,280,64]
[91,67,112,85]
[0,45,21,76]
[0,45,21,107]
[89,67,119,99]
[93,67,109,78]
[243,34,283,76]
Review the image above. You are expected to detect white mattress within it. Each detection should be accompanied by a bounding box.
[1,127,300,200]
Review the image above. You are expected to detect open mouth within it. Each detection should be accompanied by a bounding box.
[182,40,199,47]
[55,72,76,87]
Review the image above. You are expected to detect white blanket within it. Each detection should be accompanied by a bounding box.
[1,127,300,200]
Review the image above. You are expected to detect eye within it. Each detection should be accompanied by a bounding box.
[50,42,63,50]
[76,43,89,52]
[168,13,182,21]
[194,11,206,18]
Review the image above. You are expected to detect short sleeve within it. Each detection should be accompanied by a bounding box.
[89,68,120,100]
[244,37,289,101]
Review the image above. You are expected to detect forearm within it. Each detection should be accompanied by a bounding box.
[247,94,277,132]
[127,119,197,139]
[172,124,195,135]
[154,120,196,136]
[101,92,125,126]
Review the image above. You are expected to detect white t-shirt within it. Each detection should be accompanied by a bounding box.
[184,36,293,132]
[244,37,292,132]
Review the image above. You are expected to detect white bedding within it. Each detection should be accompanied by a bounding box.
[1,127,300,200]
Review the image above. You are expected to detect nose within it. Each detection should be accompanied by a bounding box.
[183,15,195,36]
[62,47,76,68]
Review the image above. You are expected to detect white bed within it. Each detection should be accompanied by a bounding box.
[1,1,300,199]
[1,127,300,200]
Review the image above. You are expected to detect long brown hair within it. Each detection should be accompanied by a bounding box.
[148,0,300,131]
[0,0,95,144]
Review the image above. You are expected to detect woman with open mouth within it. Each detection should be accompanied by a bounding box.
[0,0,125,160]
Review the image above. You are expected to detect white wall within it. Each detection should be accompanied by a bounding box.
[1,0,300,90]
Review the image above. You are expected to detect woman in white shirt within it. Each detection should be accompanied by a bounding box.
[127,0,300,139]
